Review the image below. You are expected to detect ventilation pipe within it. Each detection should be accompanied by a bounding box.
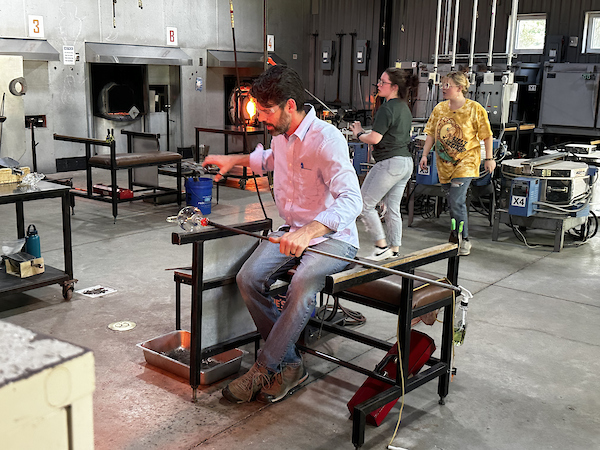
[451,0,460,70]
[507,0,519,70]
[443,0,452,56]
[433,0,443,82]
[500,0,519,129]
[487,0,498,70]
[468,0,479,83]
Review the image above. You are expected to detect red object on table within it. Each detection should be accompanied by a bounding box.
[92,184,133,199]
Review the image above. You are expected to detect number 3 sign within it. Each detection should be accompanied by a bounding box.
[29,15,44,38]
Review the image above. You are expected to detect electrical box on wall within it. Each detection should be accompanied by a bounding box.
[546,35,566,63]
[321,40,335,70]
[355,40,369,72]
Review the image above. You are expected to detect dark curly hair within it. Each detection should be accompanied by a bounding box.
[250,65,305,111]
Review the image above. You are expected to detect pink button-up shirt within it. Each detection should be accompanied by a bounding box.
[249,105,362,248]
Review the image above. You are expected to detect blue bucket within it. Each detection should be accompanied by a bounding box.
[185,177,213,215]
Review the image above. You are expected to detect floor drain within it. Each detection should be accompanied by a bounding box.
[108,321,136,331]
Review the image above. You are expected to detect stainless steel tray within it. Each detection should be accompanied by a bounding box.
[137,330,243,384]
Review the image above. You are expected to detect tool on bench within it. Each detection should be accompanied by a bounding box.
[183,161,219,181]
[449,218,458,243]
[0,157,25,176]
[167,206,462,294]
[449,218,464,251]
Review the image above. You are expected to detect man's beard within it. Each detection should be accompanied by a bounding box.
[265,109,292,136]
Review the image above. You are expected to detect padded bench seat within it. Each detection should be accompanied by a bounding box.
[53,131,182,221]
[173,267,451,332]
[173,263,452,329]
[344,272,451,325]
[89,151,182,168]
[346,272,451,306]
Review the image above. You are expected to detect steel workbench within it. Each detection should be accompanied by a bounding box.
[0,180,75,300]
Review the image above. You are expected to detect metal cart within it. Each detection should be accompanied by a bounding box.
[0,180,75,300]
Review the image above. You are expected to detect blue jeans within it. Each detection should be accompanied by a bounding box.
[441,177,473,239]
[360,156,413,247]
[236,231,358,373]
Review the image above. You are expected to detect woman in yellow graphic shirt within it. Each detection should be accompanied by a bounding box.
[419,71,495,255]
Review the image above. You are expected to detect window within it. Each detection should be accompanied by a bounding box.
[583,12,600,53]
[507,14,546,55]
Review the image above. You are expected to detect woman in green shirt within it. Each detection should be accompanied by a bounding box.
[350,68,418,260]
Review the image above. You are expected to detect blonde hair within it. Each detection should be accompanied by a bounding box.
[444,71,469,95]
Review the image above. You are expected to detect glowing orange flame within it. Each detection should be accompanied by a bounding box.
[245,97,257,121]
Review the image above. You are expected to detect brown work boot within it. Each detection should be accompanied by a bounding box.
[222,362,272,403]
[256,361,308,404]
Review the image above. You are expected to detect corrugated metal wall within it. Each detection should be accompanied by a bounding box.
[390,0,600,68]
[309,0,382,110]
[308,0,600,111]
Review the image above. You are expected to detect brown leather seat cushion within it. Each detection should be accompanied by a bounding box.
[89,151,182,167]
[345,272,453,325]
[174,270,452,326]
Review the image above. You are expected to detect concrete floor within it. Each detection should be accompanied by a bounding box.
[1,170,599,450]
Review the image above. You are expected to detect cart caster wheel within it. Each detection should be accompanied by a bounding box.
[439,397,446,405]
[63,285,74,300]
[239,180,246,190]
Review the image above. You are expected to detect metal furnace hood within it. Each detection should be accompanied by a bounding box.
[85,42,192,65]
[207,50,286,68]
[0,37,60,61]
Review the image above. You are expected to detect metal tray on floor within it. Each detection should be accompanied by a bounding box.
[137,330,243,384]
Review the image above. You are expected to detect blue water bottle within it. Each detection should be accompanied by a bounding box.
[25,224,41,258]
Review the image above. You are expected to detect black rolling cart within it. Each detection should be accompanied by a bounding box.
[0,180,76,300]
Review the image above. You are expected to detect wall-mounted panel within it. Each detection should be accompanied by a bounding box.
[310,0,380,110]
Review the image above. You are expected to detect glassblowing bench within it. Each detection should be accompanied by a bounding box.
[172,218,460,448]
[299,243,460,448]
[170,219,272,399]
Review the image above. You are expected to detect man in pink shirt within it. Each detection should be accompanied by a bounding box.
[204,65,362,404]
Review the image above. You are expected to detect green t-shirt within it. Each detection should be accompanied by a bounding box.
[371,98,413,162]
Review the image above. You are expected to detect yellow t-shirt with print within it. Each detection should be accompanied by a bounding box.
[423,99,493,184]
